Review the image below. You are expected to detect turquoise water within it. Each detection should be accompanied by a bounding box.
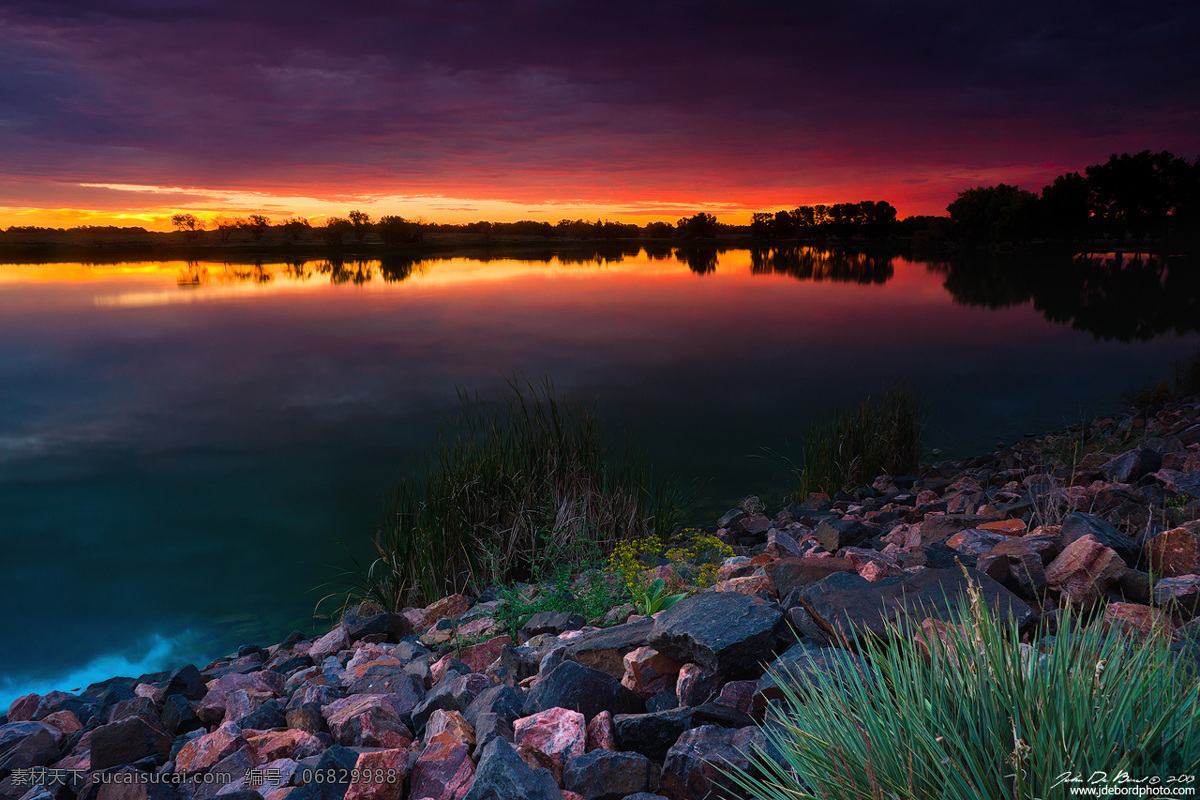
[1,248,1197,706]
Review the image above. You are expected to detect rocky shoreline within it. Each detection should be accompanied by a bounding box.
[3,398,1200,800]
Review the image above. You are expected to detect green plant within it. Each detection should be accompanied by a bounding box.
[779,382,928,500]
[724,583,1200,800]
[633,577,688,615]
[345,379,685,611]
[492,566,627,638]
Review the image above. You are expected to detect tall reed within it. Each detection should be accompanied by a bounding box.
[347,379,683,611]
[785,382,927,499]
[726,586,1200,799]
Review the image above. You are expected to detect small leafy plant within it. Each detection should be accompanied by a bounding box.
[634,578,689,616]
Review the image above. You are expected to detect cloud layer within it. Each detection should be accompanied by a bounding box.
[2,0,1198,218]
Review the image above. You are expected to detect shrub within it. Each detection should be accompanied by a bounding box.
[726,582,1200,800]
[781,382,927,499]
[346,380,684,611]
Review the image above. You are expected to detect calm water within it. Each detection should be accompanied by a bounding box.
[2,247,1198,704]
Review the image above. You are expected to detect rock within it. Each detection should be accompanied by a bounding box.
[563,618,655,679]
[423,594,471,630]
[473,712,515,753]
[621,647,682,698]
[752,642,869,711]
[456,635,513,673]
[343,748,408,800]
[285,745,358,800]
[236,699,288,731]
[322,696,412,749]
[1044,535,1127,610]
[945,529,1008,558]
[343,660,423,702]
[610,709,691,763]
[1101,447,1163,484]
[977,518,1028,536]
[411,673,490,732]
[1103,602,1176,639]
[161,693,203,736]
[674,664,720,707]
[812,518,874,551]
[308,628,350,661]
[463,684,525,729]
[193,745,259,800]
[520,611,585,643]
[89,716,172,769]
[585,711,615,752]
[977,539,1048,599]
[425,709,475,749]
[713,681,756,716]
[164,664,208,701]
[658,725,755,800]
[648,592,783,677]
[0,721,65,771]
[41,709,82,735]
[798,568,1037,648]
[344,613,413,643]
[513,707,586,783]
[175,722,247,774]
[765,558,857,598]
[918,514,1004,545]
[1146,525,1200,578]
[409,732,474,800]
[712,575,773,595]
[765,529,804,560]
[198,672,284,727]
[6,694,41,722]
[285,705,329,736]
[1061,512,1142,567]
[524,661,644,721]
[1153,576,1200,618]
[716,509,745,529]
[461,737,560,800]
[564,750,658,800]
[246,728,325,761]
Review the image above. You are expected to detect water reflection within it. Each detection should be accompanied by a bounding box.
[934,251,1200,342]
[155,247,1200,342]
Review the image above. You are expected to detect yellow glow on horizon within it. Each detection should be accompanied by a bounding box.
[0,182,766,231]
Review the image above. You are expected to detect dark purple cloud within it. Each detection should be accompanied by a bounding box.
[1,0,1197,214]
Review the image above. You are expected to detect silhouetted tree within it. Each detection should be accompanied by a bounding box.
[1039,172,1091,242]
[170,213,204,240]
[676,213,717,240]
[347,210,372,241]
[378,215,424,244]
[319,217,353,245]
[947,184,1039,246]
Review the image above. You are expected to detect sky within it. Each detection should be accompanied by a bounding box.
[1,0,1198,229]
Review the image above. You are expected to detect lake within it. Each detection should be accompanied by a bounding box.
[2,245,1198,706]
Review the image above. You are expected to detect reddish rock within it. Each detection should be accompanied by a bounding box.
[765,528,803,559]
[40,711,82,736]
[423,594,470,629]
[585,711,616,752]
[715,559,755,582]
[409,732,474,800]
[401,607,426,633]
[323,695,412,749]
[456,616,499,639]
[1103,602,1176,639]
[714,681,756,716]
[425,709,475,749]
[712,575,772,595]
[6,694,40,722]
[1146,526,1200,578]
[1045,534,1127,610]
[308,626,351,661]
[344,748,408,800]
[675,663,720,707]
[226,689,275,723]
[456,634,513,673]
[245,729,325,761]
[514,707,586,780]
[764,558,857,597]
[1153,576,1200,618]
[946,529,1008,558]
[620,647,682,698]
[857,560,895,582]
[175,722,247,775]
[978,518,1027,536]
[198,672,284,725]
[659,725,755,800]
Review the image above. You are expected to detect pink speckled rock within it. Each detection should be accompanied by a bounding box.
[456,635,512,673]
[620,647,682,698]
[323,695,412,749]
[409,732,474,800]
[424,710,475,748]
[514,707,586,780]
[1045,534,1127,610]
[344,748,408,800]
[245,729,326,762]
[422,594,470,629]
[713,575,773,595]
[308,626,351,660]
[585,711,615,752]
[175,722,247,775]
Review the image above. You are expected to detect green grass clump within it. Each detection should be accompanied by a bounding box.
[492,566,627,639]
[783,383,928,499]
[727,585,1200,800]
[1121,345,1200,410]
[347,379,684,611]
